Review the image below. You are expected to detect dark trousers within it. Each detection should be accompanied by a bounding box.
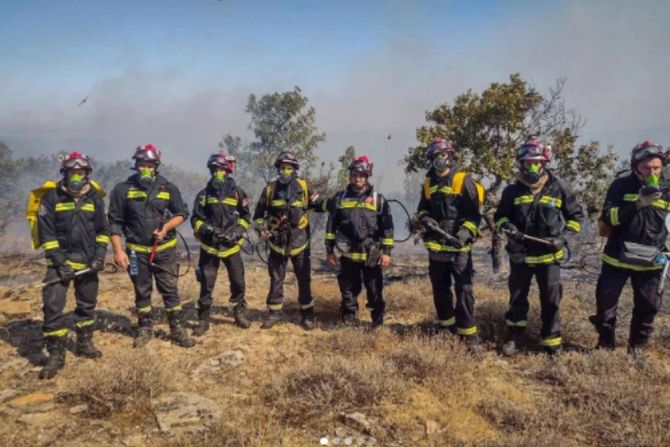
[506,262,562,345]
[197,250,245,310]
[267,248,313,309]
[337,257,385,319]
[595,262,662,346]
[42,268,98,334]
[128,247,180,311]
[428,252,476,334]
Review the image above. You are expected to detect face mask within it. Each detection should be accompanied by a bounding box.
[211,171,226,189]
[433,156,449,172]
[278,167,294,185]
[66,173,85,194]
[138,167,155,188]
[646,174,660,186]
[521,163,542,184]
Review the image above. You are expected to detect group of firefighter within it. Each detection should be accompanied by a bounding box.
[31,138,668,379]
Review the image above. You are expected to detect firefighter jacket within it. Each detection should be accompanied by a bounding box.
[191,177,251,259]
[416,168,483,254]
[599,173,670,270]
[37,181,110,271]
[494,171,584,264]
[108,173,189,253]
[325,184,394,261]
[253,176,322,256]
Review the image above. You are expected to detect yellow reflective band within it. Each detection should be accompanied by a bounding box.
[55,202,75,212]
[268,304,283,311]
[651,199,670,211]
[457,326,478,336]
[565,220,581,233]
[96,234,110,244]
[137,305,152,314]
[538,196,562,208]
[601,253,664,271]
[342,252,368,262]
[200,240,244,258]
[75,319,96,329]
[439,317,456,327]
[81,203,96,212]
[525,249,564,265]
[338,200,376,211]
[127,190,147,199]
[462,221,478,235]
[513,195,534,205]
[540,337,562,347]
[623,194,638,202]
[41,240,60,250]
[291,200,305,208]
[156,191,171,200]
[610,207,620,226]
[166,305,182,312]
[223,197,238,206]
[300,302,314,310]
[199,198,206,206]
[424,241,471,253]
[496,217,510,230]
[325,232,336,241]
[43,328,69,337]
[238,219,250,229]
[268,241,309,256]
[271,199,287,207]
[194,220,205,232]
[255,218,265,225]
[206,197,220,204]
[382,238,394,246]
[428,185,454,195]
[505,319,528,328]
[127,238,177,254]
[66,260,88,271]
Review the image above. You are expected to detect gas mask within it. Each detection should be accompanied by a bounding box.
[521,163,543,184]
[65,172,86,194]
[138,167,156,188]
[278,167,294,185]
[432,155,450,172]
[211,171,226,190]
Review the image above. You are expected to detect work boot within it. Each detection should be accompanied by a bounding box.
[370,310,384,329]
[501,332,524,357]
[544,345,562,358]
[436,323,458,335]
[590,315,615,350]
[133,312,153,348]
[627,343,648,361]
[300,307,316,331]
[341,313,358,327]
[261,310,283,329]
[39,336,66,380]
[461,334,481,351]
[233,304,251,329]
[192,308,210,337]
[75,326,102,359]
[168,311,196,348]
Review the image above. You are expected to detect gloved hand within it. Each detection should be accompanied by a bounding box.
[212,227,228,244]
[420,215,440,230]
[546,237,566,252]
[199,223,216,238]
[89,257,105,272]
[636,186,662,209]
[219,225,245,245]
[501,223,524,242]
[57,264,76,282]
[456,228,473,246]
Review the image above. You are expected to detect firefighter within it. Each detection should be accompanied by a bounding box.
[325,156,393,327]
[191,152,251,334]
[416,138,484,346]
[108,144,194,348]
[591,141,669,356]
[494,140,584,356]
[33,151,110,379]
[253,151,326,330]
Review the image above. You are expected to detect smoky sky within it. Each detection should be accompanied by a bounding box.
[1,0,668,193]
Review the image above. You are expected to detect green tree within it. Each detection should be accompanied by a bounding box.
[336,146,356,189]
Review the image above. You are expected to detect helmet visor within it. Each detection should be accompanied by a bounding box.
[632,145,664,164]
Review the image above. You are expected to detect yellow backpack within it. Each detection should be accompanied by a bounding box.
[423,171,485,207]
[26,180,106,250]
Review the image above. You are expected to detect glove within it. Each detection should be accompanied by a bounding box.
[199,223,216,238]
[420,215,440,230]
[636,186,662,209]
[546,237,566,252]
[501,223,524,242]
[89,257,105,272]
[57,264,76,282]
[212,227,228,244]
[456,228,473,246]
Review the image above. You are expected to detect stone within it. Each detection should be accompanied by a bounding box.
[192,350,245,379]
[8,392,55,412]
[0,299,32,316]
[340,412,372,435]
[69,404,89,415]
[425,419,440,436]
[151,392,223,434]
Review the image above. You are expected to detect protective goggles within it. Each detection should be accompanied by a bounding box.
[62,157,91,171]
[632,144,664,164]
[517,143,549,160]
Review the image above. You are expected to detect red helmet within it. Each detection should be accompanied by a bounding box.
[426,138,454,160]
[207,151,236,173]
[631,140,665,168]
[349,156,373,176]
[60,151,92,174]
[517,140,552,162]
[132,144,161,166]
[274,151,300,170]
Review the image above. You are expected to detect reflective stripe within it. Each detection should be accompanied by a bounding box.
[127,238,177,253]
[43,328,69,337]
[382,238,394,247]
[540,337,562,347]
[80,203,95,212]
[291,200,305,208]
[268,241,309,256]
[601,253,663,271]
[495,217,509,230]
[462,221,478,235]
[255,218,265,225]
[338,200,376,211]
[428,185,454,195]
[223,197,238,206]
[325,232,336,241]
[610,207,619,226]
[268,304,283,311]
[538,196,562,208]
[651,199,670,211]
[194,220,205,232]
[137,305,152,314]
[96,235,110,244]
[525,249,564,265]
[342,252,368,262]
[75,319,96,329]
[166,304,182,312]
[55,202,75,212]
[127,190,147,199]
[457,326,478,336]
[66,260,88,271]
[424,241,471,253]
[300,302,314,310]
[505,319,528,328]
[156,191,170,200]
[565,220,581,232]
[41,240,60,250]
[271,199,287,207]
[623,194,638,202]
[238,219,250,229]
[439,317,456,327]
[200,240,244,258]
[513,195,534,205]
[199,198,206,206]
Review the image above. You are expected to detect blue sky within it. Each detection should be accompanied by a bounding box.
[1,0,669,189]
